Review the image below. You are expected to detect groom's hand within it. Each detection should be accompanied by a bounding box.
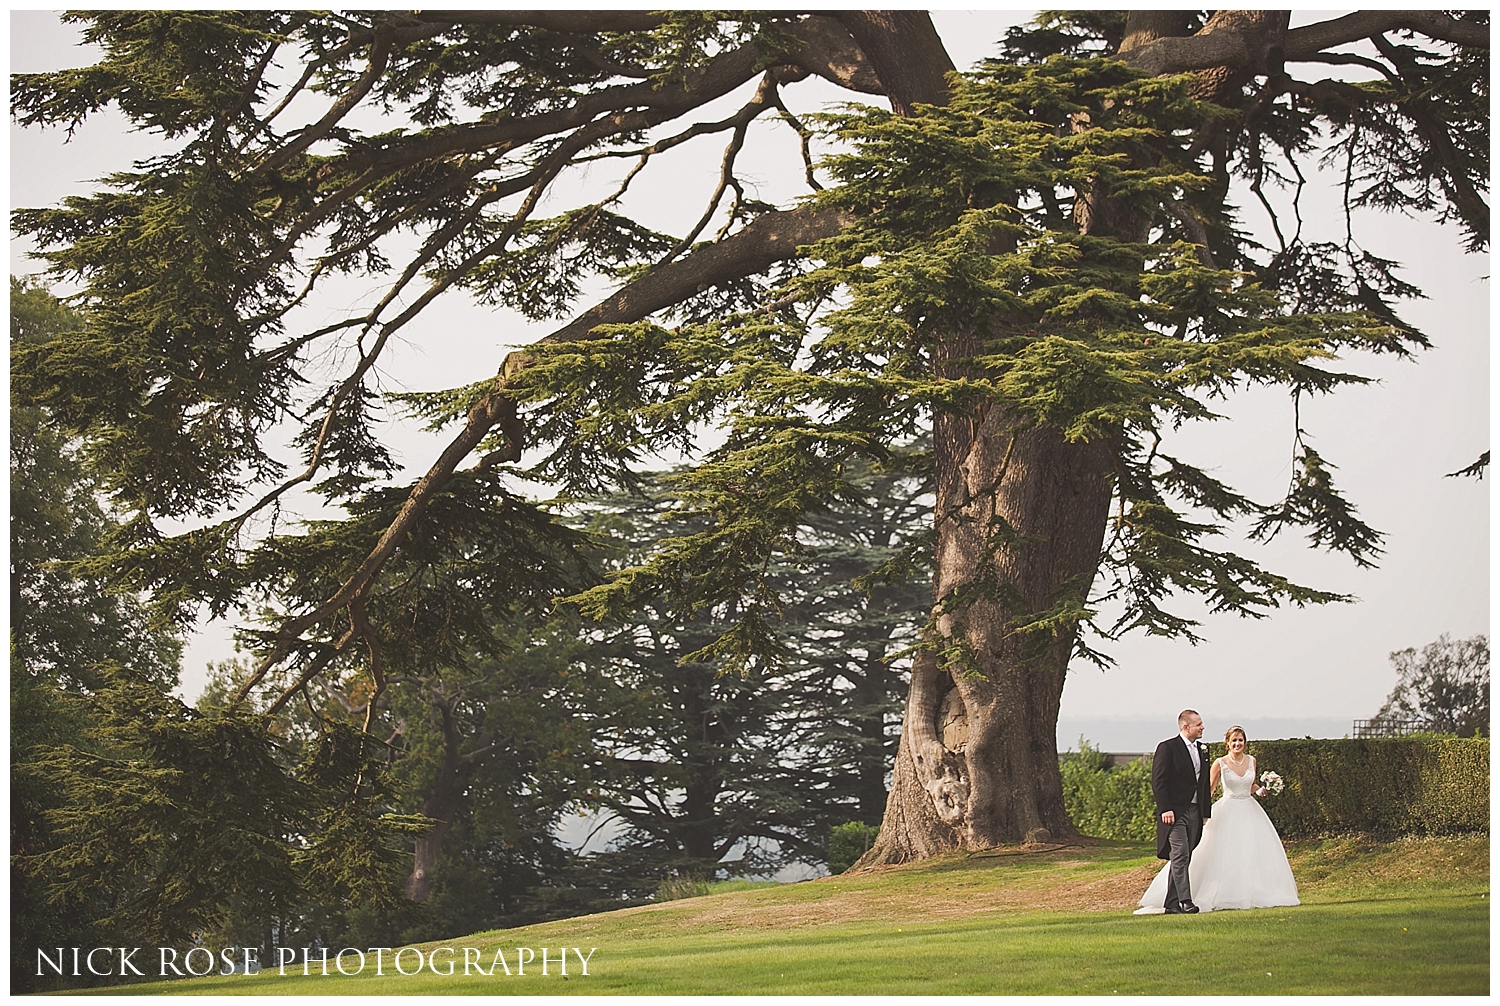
[1160,810,1175,825]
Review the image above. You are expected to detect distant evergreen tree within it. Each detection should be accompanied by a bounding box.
[11,280,185,989]
[571,458,928,880]
[10,281,183,694]
[378,620,601,940]
[768,453,930,828]
[568,484,819,882]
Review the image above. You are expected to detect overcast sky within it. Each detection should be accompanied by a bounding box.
[10,11,1489,750]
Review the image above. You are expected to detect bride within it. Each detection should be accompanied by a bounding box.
[1136,725,1299,913]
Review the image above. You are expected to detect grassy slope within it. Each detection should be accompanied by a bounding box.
[85,835,1487,996]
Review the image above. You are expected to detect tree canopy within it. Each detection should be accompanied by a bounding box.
[12,9,1488,863]
[1374,634,1490,737]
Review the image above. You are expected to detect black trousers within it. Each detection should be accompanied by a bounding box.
[1164,803,1202,910]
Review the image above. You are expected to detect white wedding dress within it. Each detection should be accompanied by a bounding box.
[1136,757,1299,913]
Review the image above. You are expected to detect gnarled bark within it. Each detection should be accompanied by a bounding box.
[863,403,1115,864]
[1120,10,1290,104]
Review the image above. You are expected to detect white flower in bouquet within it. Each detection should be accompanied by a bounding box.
[1259,770,1284,795]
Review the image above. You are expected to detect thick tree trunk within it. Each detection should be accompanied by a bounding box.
[680,682,722,865]
[408,817,456,903]
[854,639,895,825]
[1119,10,1291,102]
[855,7,1298,868]
[843,12,1120,864]
[864,402,1115,863]
[676,664,728,867]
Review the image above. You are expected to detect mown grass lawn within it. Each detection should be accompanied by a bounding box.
[66,835,1487,996]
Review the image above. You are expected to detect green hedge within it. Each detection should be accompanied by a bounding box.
[829,821,879,874]
[1241,737,1489,839]
[1061,737,1489,841]
[1060,741,1156,841]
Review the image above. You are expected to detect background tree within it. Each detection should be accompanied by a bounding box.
[188,627,613,953]
[11,281,186,990]
[577,595,809,881]
[384,630,587,909]
[11,281,595,982]
[11,11,1488,870]
[10,281,183,694]
[767,454,931,828]
[573,459,929,882]
[1372,634,1490,737]
[190,494,597,948]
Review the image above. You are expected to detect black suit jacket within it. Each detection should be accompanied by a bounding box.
[1151,735,1213,859]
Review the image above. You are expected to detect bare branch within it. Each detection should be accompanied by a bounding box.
[1284,12,1490,61]
[539,204,849,348]
[1302,50,1401,79]
[659,76,779,264]
[253,29,393,176]
[1162,199,1217,268]
[767,92,823,192]
[339,40,766,177]
[575,98,771,167]
[262,625,357,712]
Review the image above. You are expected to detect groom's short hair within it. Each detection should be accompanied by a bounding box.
[1178,709,1200,727]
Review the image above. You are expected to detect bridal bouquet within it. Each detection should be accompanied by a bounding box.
[1259,770,1285,795]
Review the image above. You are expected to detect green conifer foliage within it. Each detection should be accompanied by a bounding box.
[525,60,1414,661]
[11,282,186,990]
[11,11,1487,864]
[568,460,928,880]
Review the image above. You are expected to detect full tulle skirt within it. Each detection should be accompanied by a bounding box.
[1137,794,1300,912]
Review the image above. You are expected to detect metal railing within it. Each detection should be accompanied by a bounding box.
[1351,717,1429,738]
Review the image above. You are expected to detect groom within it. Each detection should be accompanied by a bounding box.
[1151,709,1212,914]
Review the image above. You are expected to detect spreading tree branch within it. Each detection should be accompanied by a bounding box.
[1121,10,1488,78]
[235,203,849,699]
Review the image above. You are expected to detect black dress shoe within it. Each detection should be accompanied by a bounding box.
[1164,902,1201,915]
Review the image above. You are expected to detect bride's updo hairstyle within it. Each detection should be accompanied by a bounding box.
[1225,725,1247,744]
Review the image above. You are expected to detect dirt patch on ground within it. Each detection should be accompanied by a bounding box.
[537,835,1488,941]
[602,847,1161,932]
[1025,862,1161,912]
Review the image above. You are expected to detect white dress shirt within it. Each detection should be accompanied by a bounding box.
[1180,731,1200,802]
